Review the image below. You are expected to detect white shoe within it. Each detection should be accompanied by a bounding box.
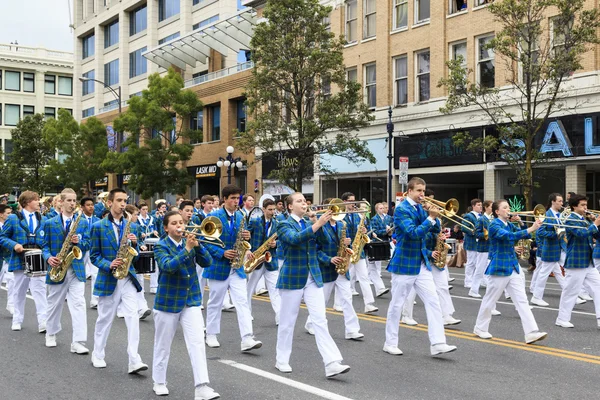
[443,316,461,326]
[448,285,453,290]
[430,343,457,356]
[275,362,292,373]
[473,327,493,339]
[153,383,169,396]
[117,313,125,318]
[333,304,343,312]
[91,354,106,368]
[525,331,548,344]
[491,309,501,316]
[382,345,403,355]
[195,385,220,400]
[468,291,481,298]
[139,308,151,320]
[555,319,574,328]
[325,362,350,378]
[304,323,315,335]
[150,288,157,294]
[576,297,587,305]
[45,334,57,348]
[364,304,379,314]
[400,316,418,326]
[6,305,14,315]
[70,342,89,354]
[128,361,149,374]
[579,293,593,301]
[597,319,600,330]
[345,332,364,340]
[351,290,359,296]
[505,294,511,300]
[38,322,46,333]
[256,288,268,296]
[90,301,98,309]
[205,335,220,348]
[241,336,262,352]
[448,277,455,282]
[200,304,205,310]
[530,297,549,307]
[11,323,21,331]
[222,303,235,312]
[376,288,390,297]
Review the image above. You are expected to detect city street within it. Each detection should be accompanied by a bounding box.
[1,267,599,400]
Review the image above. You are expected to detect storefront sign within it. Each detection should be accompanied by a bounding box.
[95,176,108,187]
[262,149,314,179]
[122,174,131,185]
[188,164,219,179]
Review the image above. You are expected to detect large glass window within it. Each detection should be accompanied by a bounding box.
[415,0,430,23]
[130,5,147,36]
[347,68,357,82]
[158,32,180,44]
[159,0,180,22]
[0,71,2,90]
[45,74,56,94]
[104,20,119,48]
[478,36,495,88]
[23,72,35,93]
[82,32,95,59]
[190,110,203,144]
[4,140,13,161]
[211,106,221,142]
[236,99,246,134]
[394,56,408,106]
[45,107,56,120]
[345,0,357,43]
[5,105,20,126]
[104,59,119,86]
[393,0,408,30]
[449,0,467,14]
[416,50,430,101]
[23,105,35,117]
[5,71,20,91]
[193,15,219,30]
[82,70,95,96]
[365,63,376,109]
[58,76,73,96]
[82,107,95,118]
[129,47,148,78]
[363,0,376,39]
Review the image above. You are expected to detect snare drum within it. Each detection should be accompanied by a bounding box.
[134,251,156,274]
[365,241,391,261]
[144,237,159,252]
[23,249,47,278]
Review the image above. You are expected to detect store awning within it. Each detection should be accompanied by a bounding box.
[143,8,257,71]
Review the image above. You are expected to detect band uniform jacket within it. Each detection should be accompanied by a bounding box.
[276,216,324,290]
[41,214,90,284]
[370,214,393,241]
[344,212,370,260]
[564,213,597,269]
[425,219,443,269]
[485,218,530,276]
[475,215,492,254]
[247,215,279,271]
[203,208,248,280]
[536,209,565,262]
[462,212,479,251]
[93,202,106,219]
[316,221,351,283]
[0,212,47,272]
[153,237,212,313]
[89,217,142,296]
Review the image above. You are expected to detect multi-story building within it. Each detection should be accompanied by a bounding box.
[0,43,73,161]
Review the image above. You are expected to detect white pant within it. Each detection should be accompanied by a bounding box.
[385,266,446,347]
[470,252,489,294]
[557,265,600,322]
[150,264,159,290]
[135,273,149,311]
[532,260,565,300]
[276,275,343,366]
[153,307,209,387]
[464,250,477,287]
[402,267,455,319]
[349,258,375,307]
[475,270,539,335]
[92,278,142,365]
[199,274,208,305]
[529,256,542,293]
[206,273,253,338]
[86,252,99,305]
[12,270,47,326]
[0,261,15,309]
[246,268,280,323]
[255,275,267,294]
[595,259,600,271]
[46,269,87,342]
[307,275,361,335]
[367,260,386,292]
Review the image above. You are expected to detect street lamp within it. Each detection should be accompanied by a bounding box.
[79,77,122,113]
[386,106,394,210]
[217,145,244,184]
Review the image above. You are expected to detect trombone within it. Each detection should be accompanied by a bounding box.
[419,197,476,233]
[310,198,370,222]
[511,204,587,229]
[180,216,225,248]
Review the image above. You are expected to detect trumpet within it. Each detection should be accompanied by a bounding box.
[310,198,370,222]
[179,216,225,248]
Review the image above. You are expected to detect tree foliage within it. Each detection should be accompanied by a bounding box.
[238,0,375,191]
[438,0,600,208]
[106,68,204,199]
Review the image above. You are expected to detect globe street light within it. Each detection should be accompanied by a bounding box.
[217,146,244,184]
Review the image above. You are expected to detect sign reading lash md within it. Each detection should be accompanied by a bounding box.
[188,164,219,179]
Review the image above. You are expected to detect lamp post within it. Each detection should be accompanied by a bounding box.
[386,106,394,209]
[78,77,122,113]
[217,146,244,185]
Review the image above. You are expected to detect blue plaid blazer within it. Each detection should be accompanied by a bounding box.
[387,200,437,275]
[463,212,479,251]
[344,212,370,260]
[153,237,212,313]
[316,221,350,283]
[138,215,157,239]
[276,215,324,290]
[89,217,142,296]
[564,213,597,269]
[536,209,564,262]
[46,208,58,219]
[275,213,289,262]
[202,208,247,280]
[485,218,530,276]
[475,215,492,253]
[0,212,47,272]
[248,216,279,271]
[93,202,106,219]
[41,214,90,284]
[370,214,393,241]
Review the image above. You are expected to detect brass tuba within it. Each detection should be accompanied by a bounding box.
[113,212,138,280]
[49,208,84,282]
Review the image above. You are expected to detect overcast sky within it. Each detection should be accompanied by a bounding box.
[0,0,73,52]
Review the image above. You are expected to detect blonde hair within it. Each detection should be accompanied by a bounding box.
[60,188,77,201]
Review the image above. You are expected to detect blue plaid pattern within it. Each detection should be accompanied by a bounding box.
[41,215,90,284]
[387,200,436,275]
[424,220,441,262]
[462,212,479,251]
[485,219,530,276]
[475,215,492,253]
[344,212,370,259]
[202,208,247,280]
[564,213,597,269]
[153,237,212,313]
[248,216,279,271]
[275,213,289,261]
[316,221,350,283]
[276,215,324,290]
[138,215,157,239]
[46,209,58,219]
[536,210,563,262]
[93,202,106,219]
[0,213,47,272]
[89,217,142,296]
[370,214,393,241]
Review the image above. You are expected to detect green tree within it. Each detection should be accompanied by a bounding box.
[0,148,15,195]
[439,0,600,208]
[238,0,375,191]
[106,68,204,199]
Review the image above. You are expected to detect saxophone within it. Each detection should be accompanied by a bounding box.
[433,230,451,270]
[231,211,252,270]
[336,221,354,275]
[113,212,139,280]
[49,210,84,282]
[349,212,370,264]
[244,232,277,274]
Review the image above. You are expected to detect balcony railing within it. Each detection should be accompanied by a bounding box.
[184,61,254,88]
[0,43,73,60]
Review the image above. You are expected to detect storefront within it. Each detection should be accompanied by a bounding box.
[188,163,221,199]
[262,149,314,200]
[94,176,108,196]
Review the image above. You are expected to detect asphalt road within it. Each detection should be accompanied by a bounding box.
[1,267,599,400]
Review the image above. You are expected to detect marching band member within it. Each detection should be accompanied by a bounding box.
[368,202,391,297]
[138,202,159,240]
[197,195,215,221]
[463,199,482,289]
[152,211,219,399]
[151,201,168,294]
[275,192,351,377]
[203,185,262,351]
[46,196,59,219]
[193,197,202,216]
[80,197,100,308]
[241,194,255,218]
[469,200,494,298]
[0,191,48,332]
[42,188,90,353]
[0,204,15,315]
[93,192,108,219]
[555,194,600,329]
[473,199,548,344]
[341,192,378,314]
[89,188,148,373]
[384,178,457,357]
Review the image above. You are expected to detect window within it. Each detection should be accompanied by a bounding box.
[210,106,221,141]
[236,99,246,134]
[193,15,219,30]
[4,140,13,161]
[364,63,376,109]
[416,50,430,101]
[104,59,119,86]
[363,0,376,39]
[61,108,73,116]
[189,110,203,144]
[58,77,73,96]
[23,105,35,117]
[345,0,357,43]
[415,0,430,23]
[104,20,119,48]
[0,71,2,89]
[449,0,467,14]
[159,0,180,22]
[158,32,180,44]
[0,105,2,125]
[82,33,95,59]
[5,105,20,126]
[476,0,492,5]
[82,107,95,118]
[82,70,95,96]
[130,47,148,78]
[45,107,56,120]
[551,17,573,76]
[394,56,408,105]
[347,68,357,82]
[520,23,540,83]
[323,15,331,32]
[45,75,56,94]
[452,41,467,67]
[322,77,331,99]
[23,72,35,93]
[130,5,147,36]
[393,0,408,30]
[477,36,495,88]
[5,71,20,91]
